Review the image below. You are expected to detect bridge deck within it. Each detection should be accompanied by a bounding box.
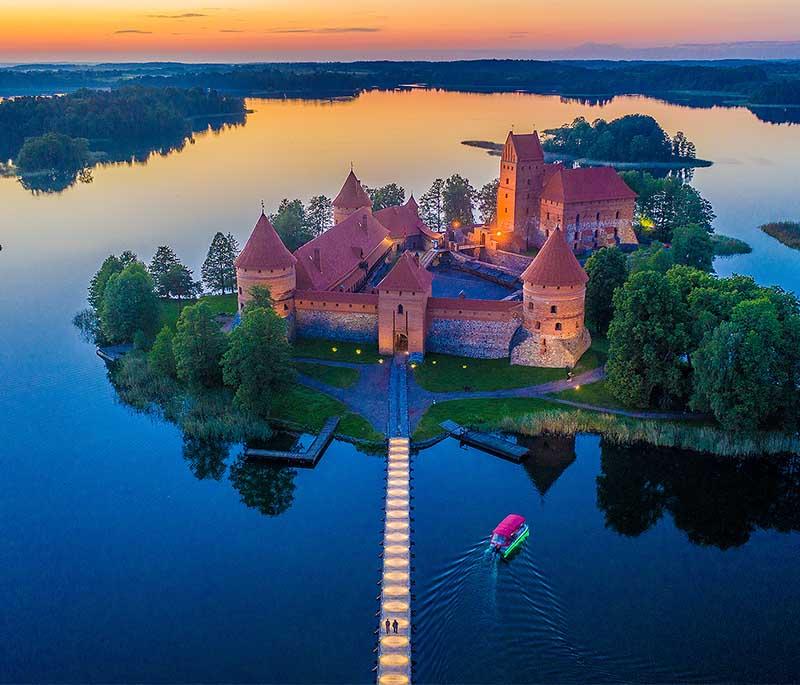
[440,421,529,462]
[244,416,340,467]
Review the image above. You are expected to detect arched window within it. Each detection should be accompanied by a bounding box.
[596,212,600,221]
[550,305,557,314]
[535,321,541,330]
[397,304,404,315]
[616,211,620,220]
[555,322,562,331]
[575,214,580,228]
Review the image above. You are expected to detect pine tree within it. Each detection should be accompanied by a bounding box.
[149,246,180,297]
[419,178,445,231]
[477,179,499,225]
[305,195,333,237]
[202,232,238,294]
[442,174,476,228]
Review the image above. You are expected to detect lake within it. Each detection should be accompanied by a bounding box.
[1,88,799,683]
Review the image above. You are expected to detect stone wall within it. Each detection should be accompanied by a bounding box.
[479,247,534,275]
[427,318,521,358]
[296,309,378,343]
[510,328,591,368]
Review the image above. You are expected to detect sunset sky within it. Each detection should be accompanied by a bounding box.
[2,0,800,63]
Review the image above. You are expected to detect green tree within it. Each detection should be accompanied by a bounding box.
[229,457,297,517]
[16,132,89,173]
[442,174,476,228]
[691,299,790,432]
[271,198,312,251]
[367,183,405,211]
[202,231,238,294]
[247,285,273,310]
[161,263,199,301]
[149,245,181,297]
[88,250,137,310]
[305,195,333,237]
[584,247,629,335]
[672,224,714,272]
[606,270,690,408]
[628,242,674,275]
[149,325,177,377]
[172,300,227,388]
[99,261,160,344]
[222,305,294,419]
[419,178,445,231]
[477,178,499,225]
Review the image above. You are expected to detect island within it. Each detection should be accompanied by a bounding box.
[761,221,800,249]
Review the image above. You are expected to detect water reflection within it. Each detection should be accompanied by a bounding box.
[229,456,297,517]
[519,434,576,496]
[181,433,229,481]
[597,441,800,549]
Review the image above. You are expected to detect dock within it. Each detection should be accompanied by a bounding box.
[244,416,340,467]
[376,359,412,685]
[439,420,529,462]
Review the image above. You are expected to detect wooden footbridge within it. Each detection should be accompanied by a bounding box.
[439,420,529,463]
[243,416,340,467]
[376,359,413,685]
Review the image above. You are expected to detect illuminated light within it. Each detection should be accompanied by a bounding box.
[381,635,410,648]
[383,600,409,612]
[384,571,410,582]
[462,364,468,369]
[496,231,502,237]
[386,499,409,508]
[385,545,407,554]
[387,510,407,519]
[388,479,406,487]
[576,385,581,390]
[356,348,362,355]
[378,358,384,364]
[331,347,337,352]
[383,585,409,597]
[379,674,409,685]
[385,533,409,544]
[384,557,408,568]
[384,617,409,629]
[387,488,408,497]
[410,363,417,369]
[386,521,408,531]
[431,360,437,364]
[380,654,410,667]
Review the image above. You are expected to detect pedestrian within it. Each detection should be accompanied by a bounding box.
[385,618,391,634]
[392,619,398,634]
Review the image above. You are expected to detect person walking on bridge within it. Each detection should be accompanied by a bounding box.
[392,619,398,634]
[385,618,391,634]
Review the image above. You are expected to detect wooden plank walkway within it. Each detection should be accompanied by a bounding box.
[439,420,529,462]
[244,417,340,468]
[376,358,412,685]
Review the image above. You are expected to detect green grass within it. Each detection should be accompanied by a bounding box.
[159,293,238,330]
[292,337,384,364]
[270,384,383,442]
[550,379,627,409]
[295,362,360,389]
[760,221,800,250]
[412,355,564,392]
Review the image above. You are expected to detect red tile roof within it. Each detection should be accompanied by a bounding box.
[235,212,296,270]
[509,131,544,161]
[374,197,438,240]
[294,210,390,291]
[378,251,434,292]
[521,228,588,286]
[541,165,637,204]
[333,169,372,209]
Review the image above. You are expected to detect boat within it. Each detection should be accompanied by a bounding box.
[490,514,529,558]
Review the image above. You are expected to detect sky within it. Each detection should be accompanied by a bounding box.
[2,0,800,63]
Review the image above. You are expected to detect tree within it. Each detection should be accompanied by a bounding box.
[419,178,444,231]
[271,198,312,251]
[88,250,137,310]
[247,285,273,310]
[16,132,89,173]
[222,304,294,419]
[172,300,227,388]
[442,174,476,228]
[672,224,714,272]
[202,232,238,294]
[584,247,628,335]
[628,242,674,275]
[477,179,499,225]
[161,263,200,301]
[367,183,405,211]
[305,195,333,237]
[99,261,160,344]
[149,325,177,377]
[149,246,181,297]
[229,457,297,517]
[606,270,690,408]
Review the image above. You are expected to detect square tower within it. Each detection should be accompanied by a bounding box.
[496,131,546,245]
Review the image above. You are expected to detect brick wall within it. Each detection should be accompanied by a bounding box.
[479,247,534,275]
[295,309,378,343]
[427,318,521,358]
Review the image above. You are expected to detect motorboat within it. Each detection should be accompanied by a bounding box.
[490,514,529,558]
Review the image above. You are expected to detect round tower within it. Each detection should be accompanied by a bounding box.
[332,169,372,224]
[234,212,297,318]
[511,228,590,368]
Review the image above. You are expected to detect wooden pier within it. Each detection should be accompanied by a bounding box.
[244,416,340,468]
[439,420,529,462]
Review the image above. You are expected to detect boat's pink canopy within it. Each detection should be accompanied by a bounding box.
[493,514,525,537]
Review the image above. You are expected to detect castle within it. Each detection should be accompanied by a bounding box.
[234,130,636,367]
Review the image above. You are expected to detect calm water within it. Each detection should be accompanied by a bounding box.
[1,89,800,683]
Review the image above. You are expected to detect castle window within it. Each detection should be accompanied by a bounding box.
[575,214,580,228]
[535,321,541,330]
[398,304,404,314]
[506,178,509,184]
[547,212,550,220]
[283,304,288,311]
[238,286,242,294]
[596,212,600,221]
[550,305,557,314]
[555,322,562,331]
[528,302,534,310]
[616,211,620,220]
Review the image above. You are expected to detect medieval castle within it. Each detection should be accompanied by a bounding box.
[234,130,638,367]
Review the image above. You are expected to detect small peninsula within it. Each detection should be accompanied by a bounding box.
[761,221,800,249]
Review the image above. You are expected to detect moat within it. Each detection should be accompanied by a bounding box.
[2,88,800,682]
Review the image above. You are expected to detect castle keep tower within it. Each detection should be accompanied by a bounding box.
[333,169,372,224]
[496,131,546,244]
[234,212,297,316]
[511,228,591,368]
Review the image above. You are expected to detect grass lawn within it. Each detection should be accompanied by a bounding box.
[271,384,383,442]
[412,354,564,392]
[573,337,608,375]
[295,362,360,389]
[159,293,237,330]
[413,397,564,441]
[292,337,384,364]
[549,379,627,410]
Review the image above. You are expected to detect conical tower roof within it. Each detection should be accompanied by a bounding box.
[521,229,588,287]
[406,193,419,212]
[333,169,372,209]
[378,251,433,291]
[235,212,296,270]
